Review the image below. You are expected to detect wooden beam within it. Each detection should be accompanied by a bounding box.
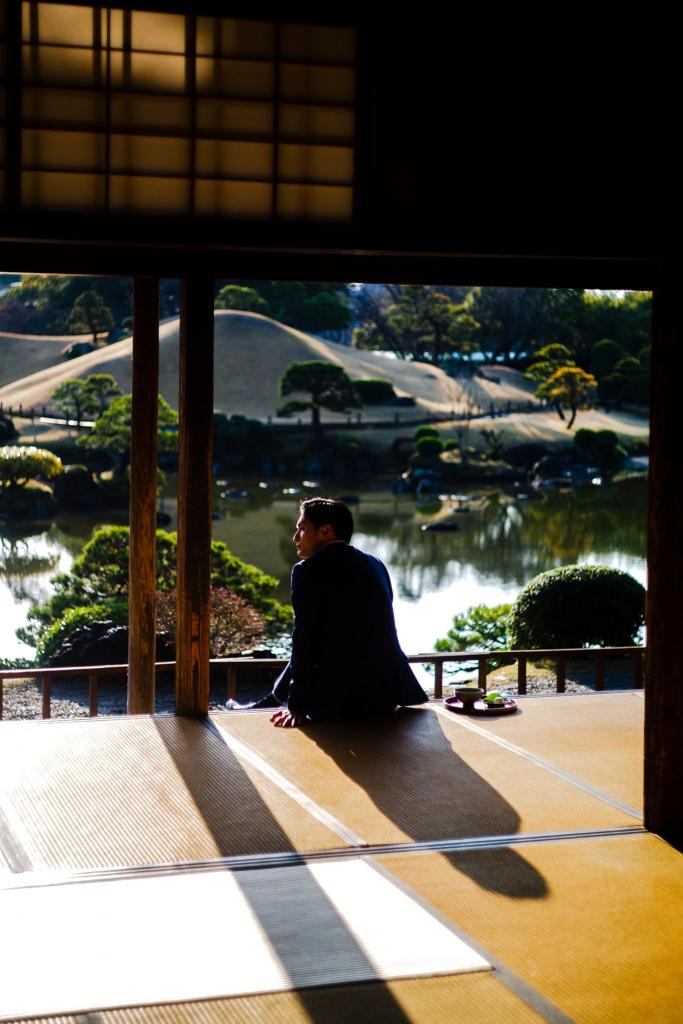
[127,278,159,714]
[645,267,683,851]
[176,277,214,716]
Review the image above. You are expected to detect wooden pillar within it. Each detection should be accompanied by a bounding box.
[127,278,159,714]
[176,277,214,716]
[644,267,683,850]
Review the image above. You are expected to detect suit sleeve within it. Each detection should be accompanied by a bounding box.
[287,561,319,715]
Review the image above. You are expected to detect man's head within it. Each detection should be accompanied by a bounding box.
[293,497,354,558]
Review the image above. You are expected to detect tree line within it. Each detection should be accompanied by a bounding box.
[1,277,651,424]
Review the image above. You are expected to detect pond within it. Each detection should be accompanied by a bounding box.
[0,476,647,670]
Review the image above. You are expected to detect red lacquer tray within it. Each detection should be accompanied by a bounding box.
[443,696,518,716]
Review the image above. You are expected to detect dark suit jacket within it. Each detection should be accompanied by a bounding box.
[276,542,428,717]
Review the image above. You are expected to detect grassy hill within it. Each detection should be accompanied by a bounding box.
[0,311,472,421]
[0,331,93,390]
[0,312,649,450]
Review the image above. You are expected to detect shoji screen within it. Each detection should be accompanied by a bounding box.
[20,4,355,220]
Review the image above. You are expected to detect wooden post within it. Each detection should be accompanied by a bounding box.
[434,660,443,700]
[645,270,683,850]
[517,655,527,696]
[176,277,214,716]
[89,673,99,717]
[227,665,238,702]
[595,650,605,691]
[127,278,159,715]
[41,676,51,719]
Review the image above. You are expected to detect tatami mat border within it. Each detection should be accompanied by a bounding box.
[0,825,647,890]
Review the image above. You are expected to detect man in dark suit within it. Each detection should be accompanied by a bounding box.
[242,497,428,727]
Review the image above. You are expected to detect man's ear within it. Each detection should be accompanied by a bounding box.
[320,523,336,541]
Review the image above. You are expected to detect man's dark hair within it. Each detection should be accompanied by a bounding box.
[300,497,354,542]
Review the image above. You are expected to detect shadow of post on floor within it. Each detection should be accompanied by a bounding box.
[153,715,413,1021]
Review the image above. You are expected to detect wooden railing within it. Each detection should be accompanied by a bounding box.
[411,646,645,700]
[0,646,646,720]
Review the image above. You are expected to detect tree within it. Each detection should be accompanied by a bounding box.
[214,285,270,315]
[465,287,577,364]
[77,393,178,475]
[590,338,627,380]
[66,290,115,346]
[214,281,351,332]
[435,603,512,672]
[18,524,292,655]
[20,528,292,655]
[536,366,597,429]
[353,285,479,366]
[82,373,124,416]
[51,379,96,428]
[525,343,577,422]
[572,290,652,365]
[0,446,63,491]
[278,361,360,438]
[156,587,264,657]
[0,298,45,334]
[601,355,649,408]
[298,292,351,334]
[0,275,135,337]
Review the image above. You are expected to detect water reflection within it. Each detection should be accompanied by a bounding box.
[0,477,647,660]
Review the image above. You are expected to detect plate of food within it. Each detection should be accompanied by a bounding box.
[444,688,518,715]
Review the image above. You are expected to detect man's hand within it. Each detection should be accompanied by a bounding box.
[270,709,304,728]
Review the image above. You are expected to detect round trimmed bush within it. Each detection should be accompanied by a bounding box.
[414,426,440,441]
[507,564,645,649]
[352,378,395,404]
[415,436,444,457]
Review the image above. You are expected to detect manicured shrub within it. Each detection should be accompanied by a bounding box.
[35,600,127,663]
[352,378,396,404]
[444,439,459,451]
[507,564,645,649]
[573,428,626,471]
[415,436,444,457]
[414,426,440,441]
[0,446,63,490]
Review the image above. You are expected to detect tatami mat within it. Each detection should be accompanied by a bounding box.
[379,832,683,1024]
[457,691,644,812]
[2,973,548,1024]
[0,717,342,871]
[212,704,640,849]
[0,859,489,1020]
